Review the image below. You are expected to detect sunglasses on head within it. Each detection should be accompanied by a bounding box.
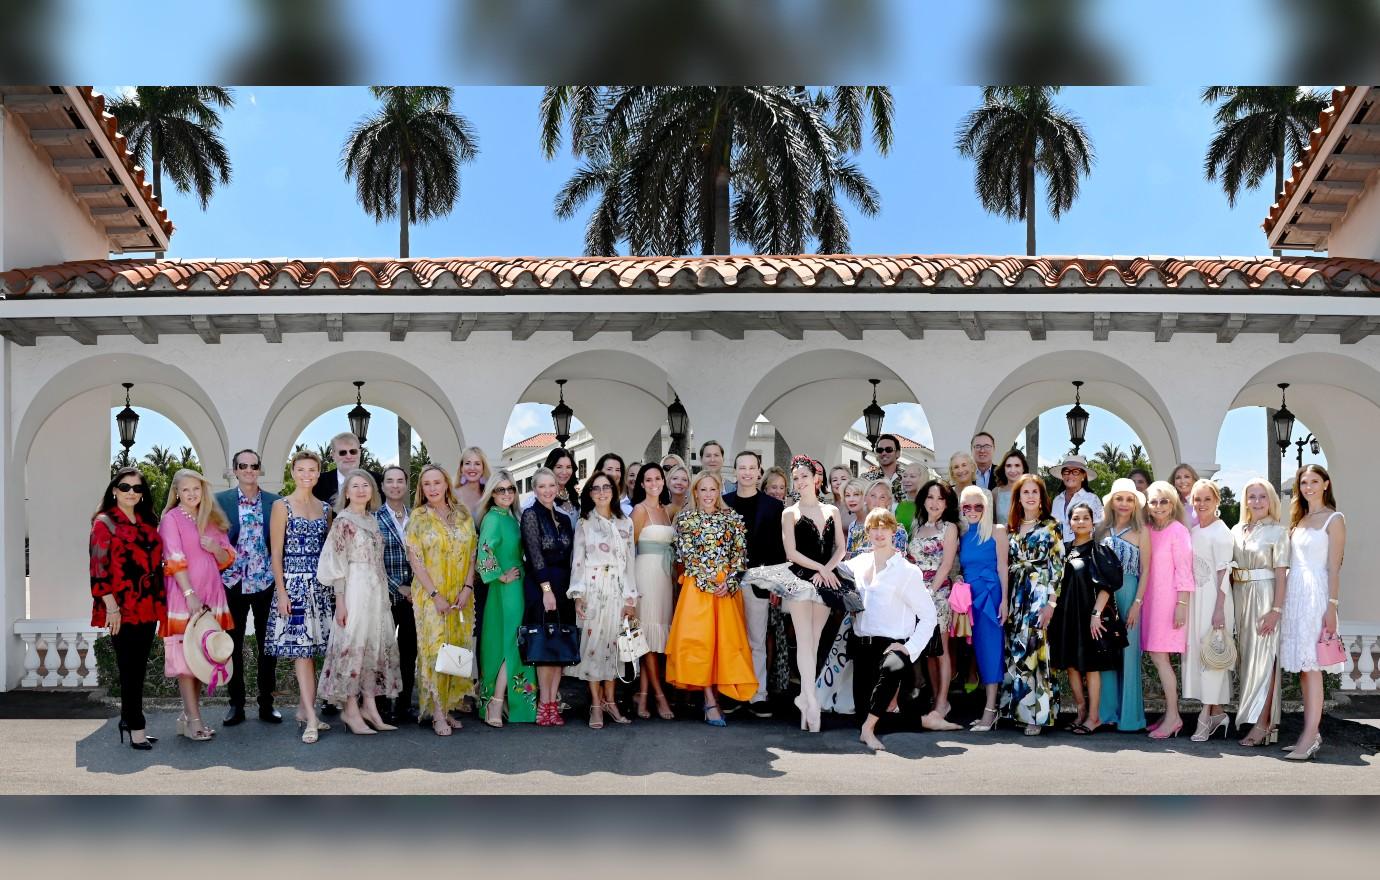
[115,482,146,494]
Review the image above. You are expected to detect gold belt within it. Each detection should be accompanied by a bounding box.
[1231,568,1276,583]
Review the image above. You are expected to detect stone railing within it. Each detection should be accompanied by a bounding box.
[1340,622,1380,692]
[13,619,104,688]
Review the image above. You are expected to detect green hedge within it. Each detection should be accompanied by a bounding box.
[93,633,304,701]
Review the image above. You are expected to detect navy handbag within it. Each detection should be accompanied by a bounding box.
[517,610,581,666]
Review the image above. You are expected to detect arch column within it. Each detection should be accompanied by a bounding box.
[1,342,25,689]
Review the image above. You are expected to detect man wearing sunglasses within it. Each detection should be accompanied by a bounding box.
[312,431,384,507]
[862,433,905,504]
[214,449,282,725]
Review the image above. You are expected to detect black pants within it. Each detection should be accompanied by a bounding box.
[111,621,157,730]
[390,596,417,713]
[226,584,277,710]
[850,633,915,720]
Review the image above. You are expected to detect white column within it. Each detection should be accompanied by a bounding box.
[0,340,25,689]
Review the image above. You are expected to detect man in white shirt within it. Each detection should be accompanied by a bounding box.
[1048,454,1104,541]
[971,431,998,490]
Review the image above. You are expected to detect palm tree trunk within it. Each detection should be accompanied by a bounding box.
[713,161,731,255]
[151,136,165,259]
[702,95,732,256]
[1024,158,1036,257]
[398,418,412,480]
[1273,135,1284,258]
[1026,417,1040,473]
[399,158,412,259]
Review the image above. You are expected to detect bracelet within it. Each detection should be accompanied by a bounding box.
[540,584,553,593]
[429,589,438,599]
[1046,601,1058,609]
[1328,598,1340,606]
[1177,600,1188,606]
[1270,606,1283,614]
[1131,598,1143,605]
[182,588,194,598]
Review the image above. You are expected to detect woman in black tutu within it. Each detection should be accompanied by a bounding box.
[1049,502,1124,734]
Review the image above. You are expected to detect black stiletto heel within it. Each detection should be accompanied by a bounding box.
[119,720,154,751]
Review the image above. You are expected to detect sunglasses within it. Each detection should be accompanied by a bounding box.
[115,482,146,494]
[874,446,896,454]
[494,487,516,495]
[235,462,260,470]
[960,503,984,513]
[336,448,360,457]
[1147,499,1171,507]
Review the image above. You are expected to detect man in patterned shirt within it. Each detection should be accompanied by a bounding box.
[862,433,904,504]
[376,465,418,725]
[214,449,282,725]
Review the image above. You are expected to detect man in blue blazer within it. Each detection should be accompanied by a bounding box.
[214,449,282,725]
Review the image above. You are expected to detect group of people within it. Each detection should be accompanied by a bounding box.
[91,428,1346,760]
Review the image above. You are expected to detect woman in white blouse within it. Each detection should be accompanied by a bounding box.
[848,507,939,752]
[566,472,638,729]
[1049,454,1104,541]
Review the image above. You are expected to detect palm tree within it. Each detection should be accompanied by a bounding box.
[540,86,891,256]
[340,86,479,259]
[108,87,234,208]
[955,86,1095,256]
[143,445,175,473]
[1201,87,1330,210]
[1093,442,1128,473]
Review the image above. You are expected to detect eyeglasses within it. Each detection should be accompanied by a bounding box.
[874,446,897,454]
[115,482,146,494]
[235,462,260,470]
[960,504,984,513]
[336,448,359,457]
[1147,499,1171,507]
[590,484,614,493]
[494,487,516,495]
[972,443,994,451]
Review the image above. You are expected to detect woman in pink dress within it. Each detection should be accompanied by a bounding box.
[1140,480,1194,739]
[160,469,236,742]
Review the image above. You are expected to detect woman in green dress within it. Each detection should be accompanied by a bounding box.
[476,469,536,726]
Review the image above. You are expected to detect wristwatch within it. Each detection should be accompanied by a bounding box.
[429,589,439,599]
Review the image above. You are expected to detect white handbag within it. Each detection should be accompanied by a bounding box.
[618,617,649,664]
[435,642,474,678]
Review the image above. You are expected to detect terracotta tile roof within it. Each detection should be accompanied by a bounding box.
[4,254,1380,297]
[72,87,174,239]
[1262,86,1362,237]
[509,432,557,449]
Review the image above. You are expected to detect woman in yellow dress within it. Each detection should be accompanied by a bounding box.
[405,464,478,737]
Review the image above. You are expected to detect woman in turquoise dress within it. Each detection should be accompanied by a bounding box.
[476,470,537,726]
[1096,478,1151,732]
[1002,475,1066,735]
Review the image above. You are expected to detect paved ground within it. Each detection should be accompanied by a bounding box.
[2,690,1376,794]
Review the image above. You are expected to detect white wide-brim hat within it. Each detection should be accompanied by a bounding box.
[183,609,234,692]
[1046,454,1091,479]
[1102,477,1147,509]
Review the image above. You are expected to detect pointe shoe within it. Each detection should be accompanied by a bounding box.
[806,703,822,733]
[1285,735,1322,761]
[1149,719,1183,739]
[794,694,809,731]
[1191,712,1231,742]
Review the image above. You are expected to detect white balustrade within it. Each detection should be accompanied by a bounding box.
[12,619,106,690]
[1339,622,1380,691]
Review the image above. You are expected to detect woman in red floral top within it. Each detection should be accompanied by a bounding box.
[90,466,165,750]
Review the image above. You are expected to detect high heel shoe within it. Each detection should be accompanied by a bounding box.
[602,701,631,725]
[177,714,213,742]
[1285,734,1323,761]
[588,704,605,729]
[1191,712,1231,742]
[118,721,154,751]
[969,707,999,733]
[1239,723,1276,747]
[654,693,674,721]
[1148,719,1183,740]
[703,703,727,727]
[484,696,505,729]
[633,693,651,720]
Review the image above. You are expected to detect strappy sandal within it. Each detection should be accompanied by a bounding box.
[633,693,651,720]
[301,723,319,744]
[589,704,604,729]
[603,701,631,725]
[178,714,214,742]
[969,707,999,732]
[484,696,505,729]
[655,693,674,720]
[432,716,453,737]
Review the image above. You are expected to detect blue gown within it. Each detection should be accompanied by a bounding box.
[1098,526,1147,731]
[958,526,1004,686]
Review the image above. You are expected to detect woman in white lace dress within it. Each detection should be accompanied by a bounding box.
[316,472,401,736]
[567,471,638,729]
[1280,465,1346,761]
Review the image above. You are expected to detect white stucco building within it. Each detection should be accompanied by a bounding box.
[2,84,1380,693]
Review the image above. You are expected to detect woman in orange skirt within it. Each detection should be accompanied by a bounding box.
[667,471,756,726]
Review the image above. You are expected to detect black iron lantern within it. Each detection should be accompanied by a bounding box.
[1065,380,1089,454]
[862,379,885,449]
[347,380,371,445]
[115,382,139,454]
[1273,382,1296,457]
[551,379,574,446]
[666,394,689,452]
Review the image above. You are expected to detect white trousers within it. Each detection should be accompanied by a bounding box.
[741,583,770,703]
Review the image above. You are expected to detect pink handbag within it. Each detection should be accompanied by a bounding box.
[1317,631,1347,667]
[947,581,973,642]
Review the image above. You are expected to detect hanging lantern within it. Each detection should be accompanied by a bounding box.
[1272,382,1296,457]
[115,382,139,453]
[862,379,885,449]
[551,379,574,446]
[347,380,371,445]
[666,394,689,455]
[1066,380,1089,454]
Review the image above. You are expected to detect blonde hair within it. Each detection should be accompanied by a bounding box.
[762,466,788,495]
[959,485,994,544]
[456,446,491,486]
[1145,480,1187,529]
[660,453,688,472]
[863,479,893,511]
[289,449,323,471]
[477,468,519,525]
[686,470,729,513]
[1171,463,1200,496]
[335,470,381,513]
[1189,478,1221,518]
[163,468,230,533]
[1239,477,1282,525]
[413,464,470,524]
[863,507,899,534]
[949,451,977,487]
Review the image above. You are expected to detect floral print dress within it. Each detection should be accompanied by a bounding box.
[406,506,478,715]
[315,510,402,704]
[908,523,961,633]
[567,512,638,681]
[1001,519,1066,726]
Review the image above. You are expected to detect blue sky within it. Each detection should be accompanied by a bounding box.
[102,85,1329,490]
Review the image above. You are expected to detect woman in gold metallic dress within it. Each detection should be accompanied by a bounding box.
[1229,478,1290,747]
